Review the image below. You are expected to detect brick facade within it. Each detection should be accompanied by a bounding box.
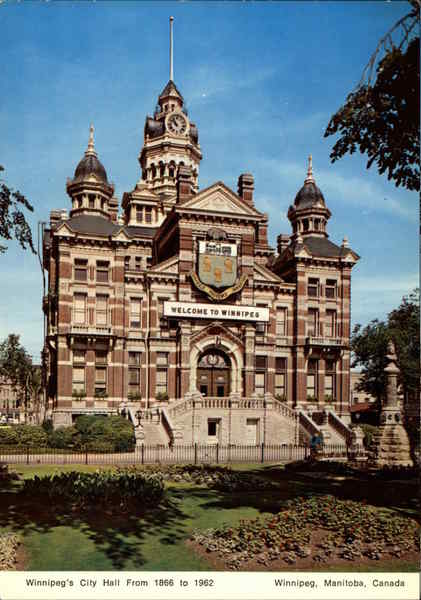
[42,78,359,442]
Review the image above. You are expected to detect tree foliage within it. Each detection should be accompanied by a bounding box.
[324,2,420,191]
[0,334,33,408]
[0,166,35,254]
[351,290,420,402]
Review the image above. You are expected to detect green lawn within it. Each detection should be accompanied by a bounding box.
[1,464,419,571]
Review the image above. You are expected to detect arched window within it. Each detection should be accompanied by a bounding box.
[159,163,165,178]
[151,164,157,179]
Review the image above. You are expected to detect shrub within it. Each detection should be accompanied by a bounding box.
[74,415,135,452]
[22,468,165,512]
[0,425,48,448]
[42,419,53,435]
[156,392,169,402]
[48,426,80,450]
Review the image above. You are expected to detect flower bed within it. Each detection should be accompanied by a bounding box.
[132,465,278,491]
[21,468,165,512]
[190,495,420,570]
[0,533,20,570]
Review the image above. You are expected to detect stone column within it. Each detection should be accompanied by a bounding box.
[370,340,412,467]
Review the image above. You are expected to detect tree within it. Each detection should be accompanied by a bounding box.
[0,334,33,420]
[0,166,36,254]
[351,289,420,402]
[351,320,389,403]
[324,1,420,191]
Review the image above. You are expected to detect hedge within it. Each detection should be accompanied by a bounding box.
[0,425,48,448]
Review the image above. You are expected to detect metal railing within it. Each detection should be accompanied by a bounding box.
[0,443,352,466]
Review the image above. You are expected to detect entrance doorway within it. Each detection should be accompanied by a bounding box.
[197,350,231,397]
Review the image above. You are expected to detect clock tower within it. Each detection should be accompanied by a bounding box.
[122,17,202,228]
[138,78,202,200]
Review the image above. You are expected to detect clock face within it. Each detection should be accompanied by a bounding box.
[167,113,188,135]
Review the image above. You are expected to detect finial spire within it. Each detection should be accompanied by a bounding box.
[86,124,97,157]
[169,16,174,81]
[305,154,314,184]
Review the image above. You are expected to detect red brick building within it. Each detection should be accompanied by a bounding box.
[42,74,359,445]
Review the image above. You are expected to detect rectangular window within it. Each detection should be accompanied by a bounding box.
[128,351,141,396]
[95,351,107,396]
[74,259,88,282]
[156,352,169,396]
[325,279,337,299]
[73,293,87,324]
[72,367,85,394]
[208,418,221,438]
[96,261,109,283]
[307,359,318,400]
[88,194,95,209]
[72,350,86,394]
[325,360,336,400]
[308,278,319,297]
[325,309,336,337]
[135,256,142,271]
[275,357,287,400]
[145,207,152,223]
[96,294,108,326]
[254,356,267,396]
[130,298,141,329]
[136,207,143,223]
[124,256,130,270]
[256,304,267,336]
[158,298,169,330]
[276,308,287,336]
[307,308,319,336]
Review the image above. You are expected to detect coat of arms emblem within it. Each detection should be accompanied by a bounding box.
[198,240,237,288]
[190,228,247,301]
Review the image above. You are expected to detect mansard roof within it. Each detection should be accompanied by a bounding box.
[302,236,360,260]
[54,214,157,240]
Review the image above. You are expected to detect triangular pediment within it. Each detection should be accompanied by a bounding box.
[254,263,283,284]
[54,222,76,237]
[294,241,312,259]
[149,255,179,274]
[180,182,263,218]
[340,249,359,263]
[112,228,131,242]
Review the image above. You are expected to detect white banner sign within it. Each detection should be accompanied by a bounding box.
[164,301,269,322]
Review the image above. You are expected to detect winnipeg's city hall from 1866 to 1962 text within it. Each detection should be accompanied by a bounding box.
[42,20,360,446]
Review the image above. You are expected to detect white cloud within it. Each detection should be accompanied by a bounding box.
[185,65,276,104]
[259,158,416,221]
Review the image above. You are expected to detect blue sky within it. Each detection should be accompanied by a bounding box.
[0,1,418,360]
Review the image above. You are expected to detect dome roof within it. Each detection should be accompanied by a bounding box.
[74,153,108,183]
[294,181,325,209]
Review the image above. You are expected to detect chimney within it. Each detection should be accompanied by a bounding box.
[237,173,254,206]
[277,233,290,255]
[177,165,193,203]
[109,197,119,223]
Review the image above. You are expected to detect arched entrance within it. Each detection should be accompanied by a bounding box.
[197,349,231,397]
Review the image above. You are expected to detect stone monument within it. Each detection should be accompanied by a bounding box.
[370,340,413,467]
